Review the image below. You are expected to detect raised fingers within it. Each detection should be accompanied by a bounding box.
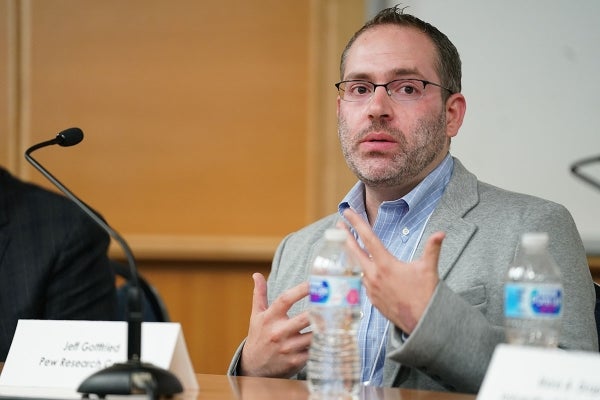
[420,231,445,274]
[342,208,388,262]
[250,273,268,315]
[269,280,310,316]
[336,219,371,266]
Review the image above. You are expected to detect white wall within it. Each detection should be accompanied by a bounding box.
[374,0,600,252]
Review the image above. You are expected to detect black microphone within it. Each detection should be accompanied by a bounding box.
[25,127,183,397]
[571,154,600,191]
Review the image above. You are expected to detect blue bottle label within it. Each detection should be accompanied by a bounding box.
[309,276,361,307]
[504,283,563,319]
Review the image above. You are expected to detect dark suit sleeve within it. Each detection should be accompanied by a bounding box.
[0,169,118,361]
[43,205,116,321]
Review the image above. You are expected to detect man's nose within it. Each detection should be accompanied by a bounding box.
[367,86,393,118]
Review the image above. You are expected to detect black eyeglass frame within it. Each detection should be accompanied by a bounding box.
[334,78,454,102]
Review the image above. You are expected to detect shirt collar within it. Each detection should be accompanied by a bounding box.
[338,153,454,216]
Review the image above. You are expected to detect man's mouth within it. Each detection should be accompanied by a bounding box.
[359,133,398,152]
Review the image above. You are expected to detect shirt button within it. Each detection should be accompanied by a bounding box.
[402,227,410,235]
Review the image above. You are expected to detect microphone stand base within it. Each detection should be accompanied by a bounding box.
[77,360,183,397]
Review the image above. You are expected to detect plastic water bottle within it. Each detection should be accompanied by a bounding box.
[504,232,563,347]
[307,228,362,398]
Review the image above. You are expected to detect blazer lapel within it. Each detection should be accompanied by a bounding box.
[418,158,479,279]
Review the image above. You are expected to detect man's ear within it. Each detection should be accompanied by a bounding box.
[445,93,466,138]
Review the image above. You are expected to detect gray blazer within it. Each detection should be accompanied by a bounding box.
[228,158,598,393]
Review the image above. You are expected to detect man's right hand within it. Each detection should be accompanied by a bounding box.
[239,272,312,378]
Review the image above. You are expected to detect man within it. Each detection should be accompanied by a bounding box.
[228,6,598,393]
[0,166,116,361]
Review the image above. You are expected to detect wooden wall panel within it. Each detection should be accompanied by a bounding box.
[18,0,310,240]
[0,0,14,168]
[10,0,367,256]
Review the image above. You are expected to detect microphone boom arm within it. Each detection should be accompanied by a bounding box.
[24,128,182,397]
[571,154,600,191]
[25,131,142,361]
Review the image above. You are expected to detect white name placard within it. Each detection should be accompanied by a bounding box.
[478,344,600,400]
[0,320,198,398]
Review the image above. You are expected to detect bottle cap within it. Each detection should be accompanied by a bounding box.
[521,232,549,250]
[324,228,347,242]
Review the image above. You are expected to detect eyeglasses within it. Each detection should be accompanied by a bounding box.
[335,79,453,103]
